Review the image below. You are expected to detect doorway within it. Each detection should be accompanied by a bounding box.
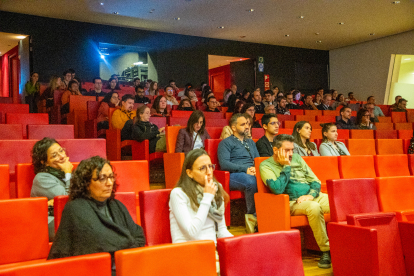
[385,54,414,107]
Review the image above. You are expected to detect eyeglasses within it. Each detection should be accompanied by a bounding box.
[198,164,216,173]
[246,108,255,112]
[268,121,281,126]
[51,148,66,159]
[92,174,117,184]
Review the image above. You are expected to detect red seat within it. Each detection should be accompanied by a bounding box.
[170,110,192,118]
[326,178,379,223]
[251,128,264,139]
[378,116,392,123]
[84,101,102,138]
[0,198,49,266]
[337,129,349,139]
[163,126,186,188]
[27,125,74,139]
[338,155,376,178]
[374,154,410,177]
[0,165,10,199]
[6,113,49,138]
[375,123,394,130]
[394,123,413,130]
[403,139,411,154]
[168,117,188,126]
[349,129,374,139]
[304,110,322,116]
[278,128,293,135]
[217,230,304,276]
[149,117,167,129]
[375,129,398,139]
[310,128,322,139]
[289,109,303,116]
[203,112,225,119]
[0,104,29,124]
[205,127,223,139]
[407,109,414,123]
[138,189,172,246]
[284,121,299,129]
[398,130,412,139]
[408,154,414,175]
[0,124,23,139]
[276,114,295,124]
[302,156,340,193]
[205,118,228,127]
[346,139,376,155]
[295,115,315,121]
[316,115,336,122]
[322,110,339,116]
[375,139,403,155]
[391,112,407,123]
[377,105,390,116]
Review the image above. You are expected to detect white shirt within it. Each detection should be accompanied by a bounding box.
[192,132,203,150]
[169,188,232,244]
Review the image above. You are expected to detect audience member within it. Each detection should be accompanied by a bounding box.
[181,86,198,102]
[241,103,261,128]
[365,96,384,118]
[177,98,195,111]
[336,106,356,129]
[24,72,40,113]
[262,90,274,107]
[203,92,215,105]
[48,156,146,275]
[175,111,211,154]
[217,113,259,233]
[316,88,324,97]
[276,96,290,115]
[302,94,318,110]
[330,89,338,101]
[97,92,120,131]
[201,85,212,102]
[62,70,72,89]
[144,79,152,94]
[39,75,62,113]
[134,85,151,104]
[276,91,284,98]
[240,89,251,103]
[169,149,232,273]
[205,96,220,112]
[133,77,141,88]
[151,95,170,117]
[365,103,379,123]
[391,95,402,110]
[319,123,350,156]
[148,81,159,96]
[111,94,136,129]
[31,138,74,241]
[84,77,107,97]
[317,94,333,111]
[252,88,265,114]
[391,98,407,112]
[256,114,280,157]
[345,92,357,102]
[121,105,166,153]
[61,80,82,118]
[226,94,239,113]
[73,77,88,95]
[223,89,233,105]
[259,134,330,268]
[356,108,376,130]
[165,85,179,106]
[272,86,280,96]
[331,93,347,109]
[314,93,322,106]
[111,74,119,85]
[286,92,298,110]
[169,79,180,94]
[106,77,120,91]
[292,121,320,156]
[264,104,276,114]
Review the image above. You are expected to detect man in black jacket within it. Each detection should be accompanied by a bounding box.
[317,94,334,111]
[256,114,280,157]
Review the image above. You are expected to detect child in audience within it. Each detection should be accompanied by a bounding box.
[319,123,350,156]
[97,92,120,131]
[292,121,320,156]
[151,95,170,117]
[175,111,211,154]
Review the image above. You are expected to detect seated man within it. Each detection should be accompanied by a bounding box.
[365,96,384,118]
[83,77,107,97]
[205,96,220,112]
[302,94,318,110]
[285,92,298,110]
[111,94,136,129]
[365,103,379,123]
[256,114,279,157]
[391,95,402,110]
[133,77,141,88]
[264,104,276,114]
[276,96,290,115]
[262,90,274,107]
[317,94,333,111]
[336,106,356,129]
[134,85,150,104]
[345,91,357,102]
[391,98,407,112]
[252,89,265,114]
[218,113,259,233]
[259,134,331,268]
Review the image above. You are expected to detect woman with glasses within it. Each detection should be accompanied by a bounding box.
[319,123,350,156]
[241,103,261,128]
[292,121,320,156]
[169,149,232,273]
[97,92,120,131]
[356,108,376,130]
[175,111,210,155]
[48,156,145,276]
[31,138,74,241]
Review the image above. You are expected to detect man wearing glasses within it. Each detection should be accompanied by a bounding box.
[365,96,384,120]
[256,114,280,157]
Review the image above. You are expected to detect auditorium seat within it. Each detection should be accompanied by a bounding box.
[403,139,411,154]
[408,154,414,175]
[284,121,298,129]
[27,125,74,140]
[204,112,225,120]
[326,178,379,223]
[338,155,376,178]
[377,105,390,117]
[295,115,315,121]
[50,90,65,124]
[0,104,29,124]
[310,128,322,139]
[205,118,228,127]
[376,139,403,155]
[168,116,188,126]
[391,112,407,123]
[251,128,264,139]
[378,116,392,123]
[302,156,340,193]
[115,241,216,276]
[349,129,374,139]
[289,109,303,116]
[0,124,23,139]
[375,130,398,139]
[304,110,322,116]
[170,110,192,118]
[217,230,305,276]
[84,101,102,138]
[163,126,185,188]
[276,114,295,125]
[278,128,293,135]
[148,117,167,129]
[0,165,10,199]
[322,110,339,116]
[6,113,49,138]
[394,123,413,130]
[346,139,376,155]
[407,109,414,123]
[205,127,223,139]
[374,155,410,177]
[337,129,350,139]
[398,129,412,139]
[316,115,336,122]
[374,123,394,130]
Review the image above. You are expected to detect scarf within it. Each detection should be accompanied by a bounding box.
[195,183,224,231]
[45,166,66,183]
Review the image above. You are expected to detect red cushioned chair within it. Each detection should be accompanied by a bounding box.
[251,128,264,139]
[277,114,295,124]
[295,115,315,121]
[27,124,74,140]
[374,123,394,130]
[346,139,376,155]
[203,112,225,120]
[337,129,350,139]
[375,129,398,139]
[403,139,411,154]
[328,212,408,276]
[375,139,403,155]
[326,178,379,223]
[205,126,223,139]
[377,105,390,117]
[322,110,339,116]
[149,116,167,129]
[289,109,303,116]
[350,129,374,139]
[0,104,29,124]
[0,165,10,199]
[378,116,392,123]
[170,110,192,118]
[376,176,414,222]
[0,124,23,140]
[302,156,340,193]
[310,128,322,139]
[205,118,228,128]
[398,129,413,139]
[217,230,305,276]
[6,113,49,138]
[163,126,186,189]
[304,110,322,116]
[278,128,293,135]
[138,189,172,246]
[84,101,105,138]
[408,154,414,175]
[391,112,407,123]
[395,122,413,130]
[374,154,410,177]
[115,241,216,276]
[284,121,299,129]
[168,116,188,126]
[0,198,49,267]
[338,155,376,178]
[316,115,336,122]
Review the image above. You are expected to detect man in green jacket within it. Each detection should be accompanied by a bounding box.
[259,134,331,269]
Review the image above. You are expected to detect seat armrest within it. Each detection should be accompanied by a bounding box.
[84,119,97,138]
[255,193,291,232]
[131,140,149,161]
[106,129,122,160]
[164,153,185,189]
[395,209,414,222]
[214,170,230,193]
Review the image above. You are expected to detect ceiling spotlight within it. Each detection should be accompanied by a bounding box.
[299,15,305,19]
[392,1,400,3]
[217,26,225,29]
[338,22,345,25]
[149,9,155,13]
[369,33,375,36]
[113,12,119,14]
[247,9,254,12]
[284,34,289,37]
[316,40,322,43]
[100,2,104,5]
[100,55,105,59]
[174,17,180,20]
[315,32,320,35]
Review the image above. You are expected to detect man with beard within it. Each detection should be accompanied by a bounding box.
[259,134,331,269]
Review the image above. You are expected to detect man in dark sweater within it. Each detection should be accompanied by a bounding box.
[252,89,265,114]
[286,93,299,110]
[217,113,259,233]
[336,106,356,129]
[134,85,151,104]
[83,77,107,97]
[256,114,280,157]
[205,96,220,112]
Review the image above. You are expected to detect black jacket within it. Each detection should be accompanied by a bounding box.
[317,104,333,111]
[121,120,160,153]
[256,135,274,157]
[135,95,151,104]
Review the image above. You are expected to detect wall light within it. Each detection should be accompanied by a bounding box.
[16,35,26,39]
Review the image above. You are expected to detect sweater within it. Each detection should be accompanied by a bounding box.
[256,135,274,157]
[259,154,321,201]
[217,136,259,173]
[121,120,160,153]
[31,172,71,200]
[169,188,232,244]
[319,141,350,156]
[111,107,136,129]
[293,142,320,156]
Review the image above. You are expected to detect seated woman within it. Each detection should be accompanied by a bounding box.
[30,138,74,241]
[164,85,179,106]
[175,111,211,154]
[148,81,159,96]
[241,103,261,128]
[106,77,121,91]
[48,156,145,275]
[177,98,195,111]
[97,92,120,131]
[61,80,82,120]
[226,94,239,113]
[151,95,170,117]
[319,123,350,156]
[39,75,62,115]
[356,108,376,130]
[122,105,166,153]
[169,149,233,273]
[181,86,198,102]
[240,89,251,102]
[331,93,347,109]
[314,93,322,106]
[292,121,320,156]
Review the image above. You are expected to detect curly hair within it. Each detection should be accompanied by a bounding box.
[31,137,60,174]
[69,156,118,201]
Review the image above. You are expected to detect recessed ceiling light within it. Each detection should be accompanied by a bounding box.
[149,9,155,13]
[284,34,289,37]
[217,26,225,29]
[113,12,119,14]
[369,33,375,36]
[315,32,320,35]
[316,40,322,43]
[247,9,254,12]
[174,17,180,20]
[100,2,104,5]
[338,22,345,25]
[299,16,305,19]
[392,1,400,3]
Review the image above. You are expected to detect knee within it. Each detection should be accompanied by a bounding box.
[306,202,323,216]
[246,175,258,190]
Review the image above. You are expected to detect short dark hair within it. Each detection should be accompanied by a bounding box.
[135,85,145,92]
[133,77,140,82]
[68,69,75,74]
[169,80,175,84]
[305,94,313,99]
[229,113,245,127]
[68,80,78,90]
[277,96,286,103]
[340,106,351,114]
[261,113,277,126]
[272,134,294,148]
[348,92,354,96]
[207,96,216,102]
[164,85,173,91]
[367,96,374,101]
[63,70,71,76]
[121,94,135,102]
[317,87,324,92]
[395,95,401,100]
[93,77,102,84]
[399,98,407,104]
[264,90,273,95]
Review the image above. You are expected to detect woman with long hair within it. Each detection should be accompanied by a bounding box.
[241,103,261,128]
[148,81,159,96]
[97,92,120,131]
[181,86,198,102]
[356,108,376,130]
[106,77,121,91]
[177,98,195,111]
[25,72,40,113]
[292,121,320,156]
[40,75,63,114]
[151,95,170,117]
[319,123,350,156]
[175,111,211,154]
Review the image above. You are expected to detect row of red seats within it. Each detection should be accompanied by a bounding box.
[0,124,74,140]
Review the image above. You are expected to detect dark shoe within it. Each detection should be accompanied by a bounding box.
[318,251,331,269]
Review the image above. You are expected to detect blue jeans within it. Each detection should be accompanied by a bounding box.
[229,173,257,214]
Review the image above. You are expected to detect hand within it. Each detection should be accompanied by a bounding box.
[57,157,73,174]
[159,127,165,133]
[296,195,314,204]
[275,148,291,166]
[48,199,54,207]
[203,175,217,195]
[246,167,256,176]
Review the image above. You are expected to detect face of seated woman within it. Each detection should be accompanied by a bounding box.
[140,107,151,122]
[45,143,68,170]
[88,163,115,202]
[186,155,213,186]
[193,117,203,132]
[324,126,338,142]
[298,123,312,140]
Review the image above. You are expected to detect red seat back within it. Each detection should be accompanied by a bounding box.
[168,117,188,126]
[0,140,38,179]
[375,129,398,139]
[0,164,10,199]
[205,127,223,139]
[378,116,392,123]
[203,112,225,119]
[139,189,172,246]
[304,110,322,116]
[87,101,100,120]
[0,104,29,123]
[302,156,340,184]
[278,128,293,135]
[251,128,264,139]
[337,129,349,139]
[27,125,74,139]
[217,230,304,276]
[375,123,394,130]
[205,119,227,128]
[375,139,403,155]
[149,117,167,129]
[0,198,49,265]
[111,160,150,193]
[59,139,106,160]
[0,124,23,139]
[395,122,413,130]
[326,178,379,223]
[171,110,192,118]
[53,90,65,106]
[295,115,315,121]
[69,95,102,112]
[391,112,407,123]
[374,155,410,177]
[346,139,376,155]
[376,176,414,214]
[338,155,376,178]
[316,115,336,122]
[204,139,222,170]
[350,129,374,139]
[397,130,412,139]
[254,157,272,194]
[322,110,339,116]
[6,113,49,137]
[289,109,303,115]
[277,114,295,123]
